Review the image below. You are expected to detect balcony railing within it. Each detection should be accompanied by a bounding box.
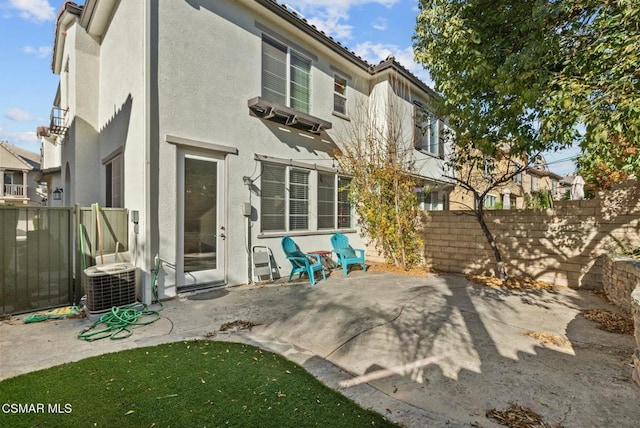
[2,184,27,198]
[49,107,69,137]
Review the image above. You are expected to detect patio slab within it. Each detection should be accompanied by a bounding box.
[1,271,638,427]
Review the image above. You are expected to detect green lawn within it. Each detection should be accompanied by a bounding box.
[0,340,399,427]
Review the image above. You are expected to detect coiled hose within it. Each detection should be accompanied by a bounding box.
[78,257,164,341]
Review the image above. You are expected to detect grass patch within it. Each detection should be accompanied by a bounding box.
[0,340,398,427]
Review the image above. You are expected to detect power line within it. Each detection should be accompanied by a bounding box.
[544,155,580,166]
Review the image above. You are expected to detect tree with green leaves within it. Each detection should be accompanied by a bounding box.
[413,0,640,187]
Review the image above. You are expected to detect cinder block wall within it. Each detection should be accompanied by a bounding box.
[602,256,640,386]
[416,180,640,288]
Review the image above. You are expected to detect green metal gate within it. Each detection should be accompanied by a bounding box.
[0,207,73,316]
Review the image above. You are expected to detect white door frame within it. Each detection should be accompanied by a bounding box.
[176,149,227,290]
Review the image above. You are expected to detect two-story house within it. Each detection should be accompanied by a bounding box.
[449,151,562,210]
[0,141,43,206]
[523,156,563,202]
[40,0,452,302]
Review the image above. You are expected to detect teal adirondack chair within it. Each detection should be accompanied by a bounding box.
[330,233,367,276]
[281,237,326,285]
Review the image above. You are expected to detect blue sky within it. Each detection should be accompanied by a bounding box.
[0,0,578,175]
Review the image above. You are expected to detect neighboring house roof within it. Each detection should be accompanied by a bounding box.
[51,0,438,100]
[524,155,562,181]
[526,165,562,181]
[0,141,41,170]
[559,175,575,186]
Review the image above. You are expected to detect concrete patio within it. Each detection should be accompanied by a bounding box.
[1,271,638,427]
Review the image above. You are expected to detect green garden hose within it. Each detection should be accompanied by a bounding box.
[78,257,164,341]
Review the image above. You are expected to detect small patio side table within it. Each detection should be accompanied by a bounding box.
[308,250,335,271]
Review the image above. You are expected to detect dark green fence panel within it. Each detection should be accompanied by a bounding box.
[0,207,73,316]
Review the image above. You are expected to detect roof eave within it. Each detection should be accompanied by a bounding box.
[253,0,371,72]
[51,2,83,74]
[373,58,439,101]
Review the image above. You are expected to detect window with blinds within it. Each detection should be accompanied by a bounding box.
[289,168,309,230]
[260,164,286,231]
[261,163,351,233]
[262,36,311,114]
[290,55,310,113]
[337,176,352,228]
[317,172,335,229]
[262,37,287,106]
[333,74,347,115]
[413,102,443,158]
[429,115,439,155]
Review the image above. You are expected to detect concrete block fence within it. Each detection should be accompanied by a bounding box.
[415,180,639,289]
[602,256,640,386]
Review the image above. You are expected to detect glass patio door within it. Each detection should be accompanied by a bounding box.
[178,152,225,289]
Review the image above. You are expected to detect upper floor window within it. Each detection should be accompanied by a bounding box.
[483,156,495,178]
[414,103,444,158]
[262,36,311,114]
[333,74,347,116]
[513,162,523,185]
[531,175,539,191]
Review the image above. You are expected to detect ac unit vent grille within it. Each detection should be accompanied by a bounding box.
[83,263,136,311]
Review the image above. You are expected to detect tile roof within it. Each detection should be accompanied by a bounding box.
[0,141,41,170]
[57,1,436,98]
[257,0,437,98]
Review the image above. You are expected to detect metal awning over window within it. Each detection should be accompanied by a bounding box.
[248,97,332,135]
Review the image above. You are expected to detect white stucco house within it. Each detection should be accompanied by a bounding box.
[39,0,453,302]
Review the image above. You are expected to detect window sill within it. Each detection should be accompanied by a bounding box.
[415,149,444,160]
[258,229,357,239]
[331,111,350,121]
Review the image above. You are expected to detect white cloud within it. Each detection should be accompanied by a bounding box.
[7,0,55,22]
[23,45,52,58]
[284,0,400,39]
[306,8,354,40]
[0,130,40,151]
[4,108,34,121]
[372,17,388,31]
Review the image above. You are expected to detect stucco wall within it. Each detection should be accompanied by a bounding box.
[59,0,451,300]
[416,180,640,288]
[154,0,375,293]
